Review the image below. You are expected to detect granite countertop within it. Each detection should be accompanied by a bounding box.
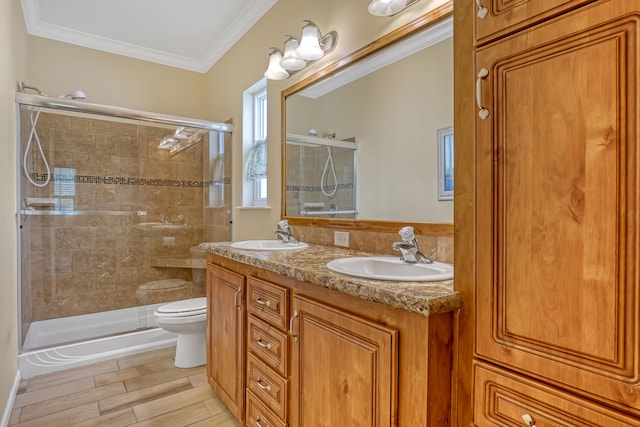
[200,242,462,317]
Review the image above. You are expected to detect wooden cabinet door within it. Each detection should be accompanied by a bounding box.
[475,1,640,414]
[290,295,398,427]
[207,264,245,422]
[474,0,593,45]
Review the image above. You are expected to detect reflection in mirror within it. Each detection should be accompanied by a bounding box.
[286,133,357,219]
[284,16,453,224]
[437,127,454,201]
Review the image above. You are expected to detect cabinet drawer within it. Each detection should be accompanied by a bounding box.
[246,390,287,427]
[248,315,289,376]
[247,277,289,329]
[474,362,640,426]
[247,353,288,420]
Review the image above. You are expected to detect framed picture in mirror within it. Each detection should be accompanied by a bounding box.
[437,126,454,201]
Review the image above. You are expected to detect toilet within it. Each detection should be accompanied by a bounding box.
[153,297,207,368]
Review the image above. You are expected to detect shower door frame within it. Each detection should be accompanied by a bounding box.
[15,92,233,353]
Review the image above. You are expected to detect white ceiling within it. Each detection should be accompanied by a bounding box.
[21,0,278,73]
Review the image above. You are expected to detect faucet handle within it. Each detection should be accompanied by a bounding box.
[398,226,415,241]
[278,219,290,229]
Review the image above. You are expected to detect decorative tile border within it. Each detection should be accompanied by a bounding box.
[286,183,354,192]
[28,173,231,188]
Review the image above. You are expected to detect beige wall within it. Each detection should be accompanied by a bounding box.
[205,0,450,240]
[0,0,28,413]
[26,37,208,119]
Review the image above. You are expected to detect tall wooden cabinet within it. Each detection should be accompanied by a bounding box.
[207,264,246,423]
[462,1,640,425]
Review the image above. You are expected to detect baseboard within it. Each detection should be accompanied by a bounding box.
[1,370,20,427]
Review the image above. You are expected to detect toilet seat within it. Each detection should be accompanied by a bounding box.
[154,297,207,318]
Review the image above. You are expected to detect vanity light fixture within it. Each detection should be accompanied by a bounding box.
[368,0,419,16]
[264,20,337,80]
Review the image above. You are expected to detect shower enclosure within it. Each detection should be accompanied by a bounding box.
[285,133,357,219]
[16,92,232,372]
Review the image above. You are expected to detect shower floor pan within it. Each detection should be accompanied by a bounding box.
[19,304,178,378]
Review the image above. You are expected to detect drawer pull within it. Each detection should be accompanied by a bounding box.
[255,297,272,307]
[521,413,537,427]
[256,378,272,392]
[475,0,488,19]
[256,416,264,427]
[476,67,490,120]
[256,337,272,350]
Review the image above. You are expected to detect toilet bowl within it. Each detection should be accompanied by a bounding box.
[153,297,207,368]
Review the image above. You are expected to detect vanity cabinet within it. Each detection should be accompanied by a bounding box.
[289,295,398,427]
[470,1,640,425]
[206,253,455,427]
[206,264,246,423]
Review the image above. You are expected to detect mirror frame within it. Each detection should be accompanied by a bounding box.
[280,1,453,236]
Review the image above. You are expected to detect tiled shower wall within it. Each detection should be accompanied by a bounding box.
[19,110,231,332]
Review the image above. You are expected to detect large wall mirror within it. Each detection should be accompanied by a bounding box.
[281,4,453,233]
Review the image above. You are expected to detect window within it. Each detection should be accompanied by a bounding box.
[253,87,267,204]
[242,79,268,207]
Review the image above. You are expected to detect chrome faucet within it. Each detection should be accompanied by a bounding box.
[273,220,298,244]
[392,226,433,264]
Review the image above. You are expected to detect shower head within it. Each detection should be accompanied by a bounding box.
[159,127,202,156]
[58,90,86,100]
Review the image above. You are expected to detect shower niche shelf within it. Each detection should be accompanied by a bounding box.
[151,256,206,269]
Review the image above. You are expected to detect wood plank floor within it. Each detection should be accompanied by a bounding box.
[9,347,243,427]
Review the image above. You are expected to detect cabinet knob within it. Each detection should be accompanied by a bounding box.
[522,413,537,427]
[475,0,489,19]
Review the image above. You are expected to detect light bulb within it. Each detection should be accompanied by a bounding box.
[295,22,324,61]
[368,0,408,16]
[264,49,289,80]
[280,37,307,71]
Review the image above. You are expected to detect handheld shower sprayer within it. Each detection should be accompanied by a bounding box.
[59,90,86,100]
[19,82,87,187]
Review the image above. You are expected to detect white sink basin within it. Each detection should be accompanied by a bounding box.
[230,240,309,251]
[326,256,453,282]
